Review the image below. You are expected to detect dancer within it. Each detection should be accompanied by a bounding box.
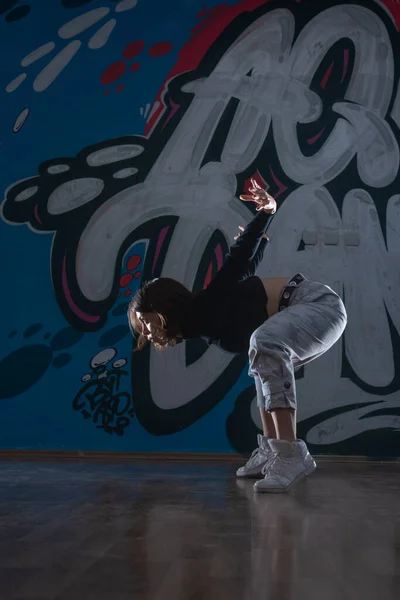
[128,180,347,493]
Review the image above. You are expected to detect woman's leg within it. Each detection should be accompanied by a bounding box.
[270,408,296,441]
[259,409,277,439]
[248,285,347,493]
[255,375,277,438]
[236,377,276,478]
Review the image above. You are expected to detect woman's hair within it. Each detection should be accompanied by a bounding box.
[128,277,196,351]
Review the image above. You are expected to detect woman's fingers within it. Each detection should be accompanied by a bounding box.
[256,199,276,212]
[241,180,277,213]
[240,188,275,206]
[234,225,245,239]
[250,186,264,197]
[251,177,262,190]
[250,187,271,202]
[240,194,262,204]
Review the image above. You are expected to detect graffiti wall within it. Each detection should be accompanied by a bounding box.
[1,0,400,456]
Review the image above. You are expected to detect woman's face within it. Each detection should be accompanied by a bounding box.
[134,311,164,341]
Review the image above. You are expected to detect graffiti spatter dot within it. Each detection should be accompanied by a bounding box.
[15,186,38,202]
[52,353,72,369]
[5,5,30,22]
[47,164,70,175]
[130,62,140,72]
[113,167,137,179]
[123,40,144,60]
[120,273,132,288]
[124,290,131,297]
[86,144,143,166]
[8,330,18,339]
[23,323,42,338]
[99,325,130,347]
[148,42,173,58]
[13,107,29,134]
[127,254,141,271]
[116,84,124,92]
[104,89,110,96]
[91,348,116,368]
[101,61,126,85]
[50,326,84,351]
[133,271,141,279]
[111,302,129,317]
[0,345,52,399]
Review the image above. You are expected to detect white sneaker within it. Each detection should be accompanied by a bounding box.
[253,439,316,493]
[236,434,275,478]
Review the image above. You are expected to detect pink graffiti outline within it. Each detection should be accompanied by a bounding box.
[320,61,334,89]
[269,166,287,199]
[214,243,223,270]
[152,226,170,273]
[162,100,180,130]
[33,205,42,224]
[62,256,100,323]
[341,49,349,83]
[307,127,326,145]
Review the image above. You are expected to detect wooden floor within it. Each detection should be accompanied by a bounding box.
[0,459,399,600]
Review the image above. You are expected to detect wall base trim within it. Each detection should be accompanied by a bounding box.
[0,449,398,463]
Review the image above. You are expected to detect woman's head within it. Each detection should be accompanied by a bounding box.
[128,278,195,350]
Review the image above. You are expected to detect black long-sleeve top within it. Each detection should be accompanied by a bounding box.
[181,210,273,354]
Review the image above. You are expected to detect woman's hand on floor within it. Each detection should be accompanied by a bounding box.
[239,178,277,214]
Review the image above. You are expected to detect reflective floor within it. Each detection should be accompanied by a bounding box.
[0,459,399,600]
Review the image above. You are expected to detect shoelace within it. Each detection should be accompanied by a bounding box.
[246,447,269,467]
[261,453,291,476]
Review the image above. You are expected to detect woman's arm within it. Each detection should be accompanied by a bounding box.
[205,180,276,292]
[237,234,268,280]
[233,214,269,280]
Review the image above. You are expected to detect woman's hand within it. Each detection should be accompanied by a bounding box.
[239,178,277,214]
[234,225,269,241]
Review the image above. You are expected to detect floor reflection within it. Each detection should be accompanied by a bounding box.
[0,460,398,599]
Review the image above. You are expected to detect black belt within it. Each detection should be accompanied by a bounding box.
[278,273,305,311]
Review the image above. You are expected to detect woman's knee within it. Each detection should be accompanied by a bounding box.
[249,331,289,368]
[249,325,283,355]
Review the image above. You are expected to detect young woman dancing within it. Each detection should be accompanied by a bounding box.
[128,180,347,493]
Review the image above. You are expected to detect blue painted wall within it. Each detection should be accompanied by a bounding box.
[1,0,400,456]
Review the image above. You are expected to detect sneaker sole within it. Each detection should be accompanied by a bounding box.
[254,461,317,494]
